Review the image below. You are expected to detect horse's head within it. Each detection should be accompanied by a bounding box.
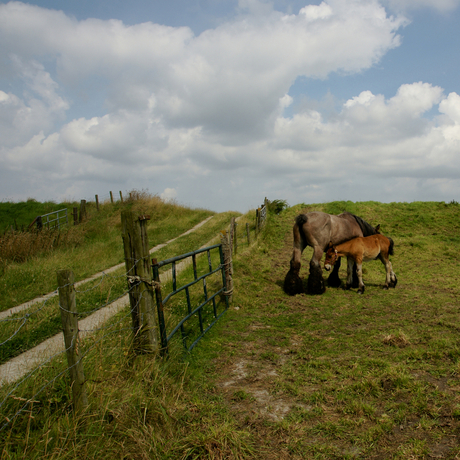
[324,242,338,271]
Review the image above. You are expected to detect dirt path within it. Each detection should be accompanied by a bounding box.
[0,216,215,386]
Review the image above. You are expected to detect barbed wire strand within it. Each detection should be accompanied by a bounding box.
[0,293,145,432]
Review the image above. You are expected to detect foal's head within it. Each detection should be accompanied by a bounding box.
[324,242,338,271]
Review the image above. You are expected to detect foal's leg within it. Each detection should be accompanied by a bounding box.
[356,261,365,294]
[308,246,326,294]
[380,254,397,289]
[384,258,397,288]
[388,261,397,288]
[347,257,365,293]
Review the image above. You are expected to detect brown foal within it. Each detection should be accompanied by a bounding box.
[324,233,397,294]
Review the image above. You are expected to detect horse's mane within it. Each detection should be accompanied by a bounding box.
[349,213,377,237]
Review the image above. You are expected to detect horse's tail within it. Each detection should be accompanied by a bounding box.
[295,214,308,250]
[388,237,395,256]
[351,213,378,237]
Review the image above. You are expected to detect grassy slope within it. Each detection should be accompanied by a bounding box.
[2,201,460,459]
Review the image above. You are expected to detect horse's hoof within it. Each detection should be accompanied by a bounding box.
[358,290,364,294]
[307,264,326,295]
[284,271,304,295]
[383,286,389,290]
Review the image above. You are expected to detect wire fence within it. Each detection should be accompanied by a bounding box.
[0,199,269,435]
[0,262,143,432]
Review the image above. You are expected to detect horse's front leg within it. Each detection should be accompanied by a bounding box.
[307,246,326,295]
[345,257,354,290]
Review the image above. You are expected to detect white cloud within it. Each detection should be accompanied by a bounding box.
[300,2,334,21]
[0,0,406,144]
[160,188,178,201]
[439,92,460,124]
[1,2,460,210]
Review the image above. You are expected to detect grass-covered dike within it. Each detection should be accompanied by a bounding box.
[2,199,460,459]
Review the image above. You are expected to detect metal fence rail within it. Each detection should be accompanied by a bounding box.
[152,244,229,355]
[31,208,69,230]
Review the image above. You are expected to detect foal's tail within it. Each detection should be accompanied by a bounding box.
[295,214,308,251]
[388,237,395,256]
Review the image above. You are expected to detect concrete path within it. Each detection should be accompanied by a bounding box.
[0,216,214,321]
[0,216,215,386]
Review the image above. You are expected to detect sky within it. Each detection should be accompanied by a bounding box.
[1,0,460,212]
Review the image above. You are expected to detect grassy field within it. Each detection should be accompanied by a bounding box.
[2,200,460,459]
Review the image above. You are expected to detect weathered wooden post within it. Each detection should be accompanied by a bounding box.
[95,194,99,211]
[110,191,114,203]
[255,208,260,236]
[220,231,233,303]
[119,191,123,203]
[79,200,86,223]
[246,222,250,246]
[233,218,238,255]
[121,211,158,354]
[57,269,88,414]
[229,217,235,255]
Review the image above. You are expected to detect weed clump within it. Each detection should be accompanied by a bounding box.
[383,333,411,348]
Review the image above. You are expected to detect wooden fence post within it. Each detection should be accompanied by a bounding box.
[79,200,87,223]
[119,191,123,203]
[229,217,234,255]
[220,231,233,303]
[233,219,238,255]
[121,211,158,354]
[110,191,114,203]
[246,223,250,246]
[57,269,88,414]
[95,195,99,211]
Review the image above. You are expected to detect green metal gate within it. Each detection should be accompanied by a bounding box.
[152,243,229,355]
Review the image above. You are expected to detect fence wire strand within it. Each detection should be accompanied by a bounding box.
[0,289,144,433]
